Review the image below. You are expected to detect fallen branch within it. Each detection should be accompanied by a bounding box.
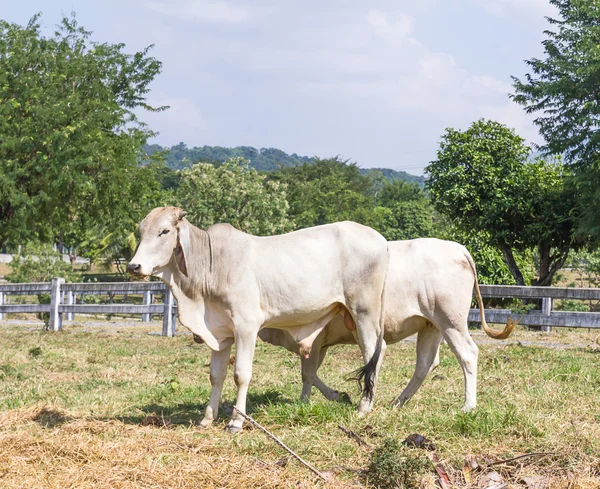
[338,424,372,448]
[428,452,453,489]
[233,407,330,482]
[488,452,552,467]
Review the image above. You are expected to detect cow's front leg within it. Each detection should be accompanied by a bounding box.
[227,330,258,433]
[200,344,232,428]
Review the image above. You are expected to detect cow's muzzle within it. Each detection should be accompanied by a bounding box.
[126,263,142,276]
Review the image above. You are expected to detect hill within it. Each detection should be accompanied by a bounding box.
[144,143,425,185]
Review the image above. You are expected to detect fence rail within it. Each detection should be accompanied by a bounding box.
[0,278,176,336]
[1,280,600,336]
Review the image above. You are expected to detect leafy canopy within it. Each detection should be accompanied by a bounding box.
[173,158,292,236]
[512,0,600,163]
[426,119,578,286]
[0,14,165,250]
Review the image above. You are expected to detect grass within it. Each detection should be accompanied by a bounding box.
[0,323,600,488]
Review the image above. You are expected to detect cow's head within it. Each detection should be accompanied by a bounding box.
[127,206,190,278]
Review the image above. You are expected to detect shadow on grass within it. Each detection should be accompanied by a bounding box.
[33,407,74,428]
[116,388,293,426]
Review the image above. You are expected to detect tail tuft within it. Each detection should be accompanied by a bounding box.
[348,335,383,402]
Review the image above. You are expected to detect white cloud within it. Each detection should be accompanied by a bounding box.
[367,9,416,43]
[145,0,251,24]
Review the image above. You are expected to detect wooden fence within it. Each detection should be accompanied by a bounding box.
[1,280,600,336]
[0,278,177,336]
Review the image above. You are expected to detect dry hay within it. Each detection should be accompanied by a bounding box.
[0,405,362,489]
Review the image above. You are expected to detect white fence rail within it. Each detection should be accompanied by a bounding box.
[471,285,600,332]
[1,281,600,336]
[0,278,177,336]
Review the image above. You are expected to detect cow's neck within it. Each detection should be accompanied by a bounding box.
[162,226,213,300]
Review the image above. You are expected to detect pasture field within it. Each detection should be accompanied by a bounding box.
[1,322,599,488]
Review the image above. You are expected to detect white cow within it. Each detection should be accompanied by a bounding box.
[128,207,389,432]
[258,238,516,412]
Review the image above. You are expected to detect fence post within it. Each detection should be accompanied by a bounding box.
[162,287,175,337]
[0,291,4,320]
[541,297,553,333]
[66,290,74,321]
[49,277,65,332]
[142,290,151,322]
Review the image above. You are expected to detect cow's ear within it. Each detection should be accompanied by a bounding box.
[172,208,188,225]
[175,220,190,277]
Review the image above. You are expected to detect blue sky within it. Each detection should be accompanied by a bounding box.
[4,0,556,175]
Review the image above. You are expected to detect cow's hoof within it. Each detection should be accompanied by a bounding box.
[391,397,407,408]
[337,392,352,404]
[462,404,476,413]
[225,423,243,434]
[199,418,213,429]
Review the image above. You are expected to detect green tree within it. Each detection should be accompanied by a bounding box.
[511,1,600,239]
[426,119,578,286]
[511,0,600,163]
[376,180,435,241]
[272,157,382,229]
[0,14,165,250]
[173,158,292,235]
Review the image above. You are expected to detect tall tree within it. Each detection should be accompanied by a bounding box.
[426,119,578,286]
[0,14,165,250]
[511,1,600,239]
[512,0,600,163]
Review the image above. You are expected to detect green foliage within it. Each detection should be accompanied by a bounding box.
[271,157,380,229]
[366,438,432,489]
[376,180,436,241]
[426,119,578,285]
[511,1,600,240]
[7,244,81,284]
[511,0,600,164]
[0,14,165,251]
[173,158,292,235]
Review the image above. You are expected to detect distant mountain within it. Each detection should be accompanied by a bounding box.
[144,143,425,185]
[362,167,426,187]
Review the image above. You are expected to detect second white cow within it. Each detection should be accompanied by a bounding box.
[258,238,516,412]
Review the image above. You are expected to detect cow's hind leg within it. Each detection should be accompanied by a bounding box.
[301,345,350,403]
[227,330,258,433]
[441,322,479,411]
[301,339,327,402]
[349,306,386,415]
[201,344,232,428]
[392,322,442,408]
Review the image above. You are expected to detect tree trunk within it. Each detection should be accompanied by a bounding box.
[535,245,570,287]
[69,247,77,269]
[536,242,551,286]
[500,245,526,286]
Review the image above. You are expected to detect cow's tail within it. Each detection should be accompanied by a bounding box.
[352,246,389,402]
[465,248,517,340]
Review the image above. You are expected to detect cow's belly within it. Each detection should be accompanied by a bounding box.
[262,303,342,329]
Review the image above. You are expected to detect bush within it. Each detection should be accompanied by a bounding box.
[366,438,432,489]
[7,244,81,284]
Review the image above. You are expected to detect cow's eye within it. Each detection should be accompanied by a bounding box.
[159,229,170,236]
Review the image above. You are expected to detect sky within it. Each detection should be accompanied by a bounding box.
[3,0,557,175]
